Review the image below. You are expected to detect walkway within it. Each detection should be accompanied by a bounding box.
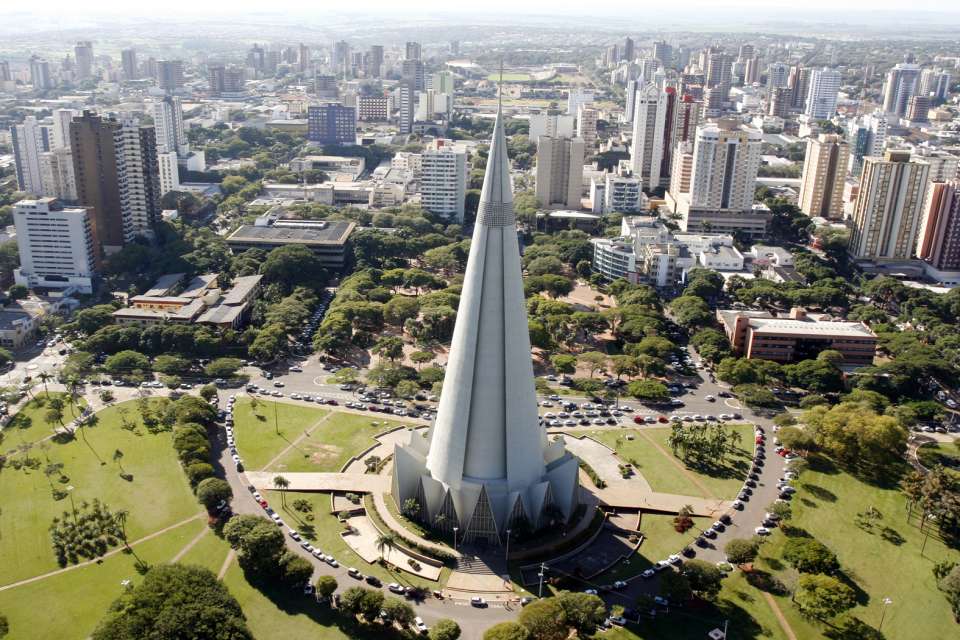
[260,412,334,471]
[763,592,799,640]
[0,513,204,592]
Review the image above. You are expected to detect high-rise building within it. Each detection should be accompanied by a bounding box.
[769,86,792,118]
[368,45,384,78]
[50,109,77,150]
[74,41,94,80]
[907,95,931,123]
[624,80,638,123]
[630,83,668,190]
[705,48,732,101]
[576,105,598,148]
[121,48,138,80]
[789,66,811,110]
[357,95,388,121]
[401,58,425,92]
[398,81,414,135]
[529,114,575,140]
[332,41,350,77]
[805,68,842,120]
[653,41,673,67]
[673,93,702,145]
[298,43,311,73]
[0,61,10,82]
[622,37,635,63]
[13,198,95,293]
[157,151,180,196]
[306,103,356,145]
[39,147,77,201]
[405,41,422,61]
[798,134,850,220]
[391,106,579,544]
[314,73,338,99]
[449,40,460,56]
[566,87,594,116]
[420,140,467,223]
[744,56,761,85]
[689,119,762,211]
[157,60,184,93]
[849,150,930,260]
[208,65,244,96]
[30,56,53,90]
[11,116,48,195]
[432,71,455,94]
[848,112,888,176]
[536,136,585,209]
[882,62,921,117]
[70,111,162,261]
[150,96,187,155]
[766,62,789,99]
[917,181,960,276]
[670,141,695,196]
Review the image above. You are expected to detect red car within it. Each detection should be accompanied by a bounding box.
[633,416,645,425]
[258,499,268,508]
[657,415,669,423]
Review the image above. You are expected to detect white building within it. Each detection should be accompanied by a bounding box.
[39,147,77,201]
[392,106,579,544]
[11,116,47,195]
[536,136,585,209]
[577,106,598,147]
[528,114,575,140]
[51,109,78,150]
[420,140,467,223]
[157,151,181,196]
[150,96,187,155]
[601,163,645,213]
[630,83,668,190]
[804,68,841,120]
[566,87,594,115]
[13,198,96,294]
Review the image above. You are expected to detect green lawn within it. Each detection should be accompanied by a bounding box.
[175,528,231,574]
[269,491,446,590]
[590,423,754,499]
[0,517,207,640]
[751,457,959,640]
[1,392,86,453]
[0,399,200,586]
[917,439,959,470]
[264,411,402,473]
[592,514,709,583]
[230,398,329,470]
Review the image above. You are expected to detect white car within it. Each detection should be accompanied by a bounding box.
[755,526,771,535]
[388,582,405,594]
[641,568,655,578]
[414,617,429,633]
[271,513,283,525]
[668,554,682,565]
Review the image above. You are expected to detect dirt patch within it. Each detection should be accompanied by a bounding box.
[308,443,343,464]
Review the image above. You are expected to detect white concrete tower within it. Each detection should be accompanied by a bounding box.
[392,105,579,545]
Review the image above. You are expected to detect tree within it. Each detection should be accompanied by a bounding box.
[778,426,817,454]
[555,591,606,636]
[659,570,693,603]
[196,478,232,512]
[429,619,462,640]
[410,350,435,369]
[628,379,670,403]
[153,355,191,376]
[279,551,314,587]
[483,622,530,640]
[376,532,397,563]
[0,612,7,638]
[724,538,761,566]
[314,575,338,600]
[384,296,420,327]
[680,560,723,599]
[381,597,415,625]
[203,358,243,378]
[550,354,576,375]
[272,475,290,508]
[104,350,151,380]
[784,538,840,574]
[795,573,856,620]
[223,515,264,547]
[527,256,564,276]
[578,351,607,378]
[91,564,252,640]
[235,519,286,577]
[669,296,712,328]
[112,449,126,477]
[372,335,405,362]
[331,367,359,384]
[610,355,638,380]
[260,244,327,294]
[517,598,568,640]
[339,587,384,621]
[803,402,908,479]
[938,564,960,621]
[7,284,28,300]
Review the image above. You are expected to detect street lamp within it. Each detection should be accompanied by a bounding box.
[66,485,77,524]
[537,562,546,598]
[504,529,511,562]
[452,527,458,551]
[879,597,893,631]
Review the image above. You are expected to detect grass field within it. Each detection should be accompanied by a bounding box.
[591,514,709,583]
[0,517,207,640]
[485,72,533,82]
[752,457,958,639]
[264,411,402,473]
[917,439,960,470]
[0,399,200,585]
[1,392,86,453]
[230,398,328,470]
[590,423,754,499]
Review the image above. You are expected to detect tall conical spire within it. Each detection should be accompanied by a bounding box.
[392,98,580,544]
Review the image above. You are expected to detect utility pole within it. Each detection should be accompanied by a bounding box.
[505,529,511,563]
[879,597,893,631]
[538,562,546,598]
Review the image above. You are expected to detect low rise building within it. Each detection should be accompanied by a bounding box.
[0,304,43,350]
[717,307,877,365]
[112,272,262,328]
[226,214,355,269]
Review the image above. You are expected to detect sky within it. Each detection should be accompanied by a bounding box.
[5,1,960,15]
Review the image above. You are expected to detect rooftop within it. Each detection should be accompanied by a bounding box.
[718,309,876,338]
[143,273,186,297]
[227,219,355,247]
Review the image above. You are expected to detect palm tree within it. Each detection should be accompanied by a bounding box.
[113,449,125,476]
[273,475,290,508]
[376,532,397,564]
[37,371,52,397]
[114,509,130,546]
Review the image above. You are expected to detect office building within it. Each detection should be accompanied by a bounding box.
[917,181,960,279]
[71,112,162,260]
[705,48,732,101]
[11,116,49,195]
[30,56,53,90]
[150,96,187,155]
[717,308,876,365]
[849,150,930,260]
[420,140,467,223]
[432,71,455,94]
[405,41,422,61]
[298,43,311,73]
[401,58,425,92]
[919,69,951,103]
[528,114,574,140]
[798,134,850,220]
[332,41,350,77]
[848,112,887,175]
[306,103,356,145]
[0,61,10,82]
[566,87,594,116]
[392,106,579,544]
[50,109,77,150]
[653,41,673,67]
[577,106,598,147]
[768,86,792,118]
[622,37,635,63]
[630,83,669,191]
[226,216,355,269]
[39,147,77,201]
[157,60,184,93]
[121,48,138,80]
[357,95,388,121]
[314,73,338,98]
[208,65,244,96]
[398,82,415,135]
[536,136,585,209]
[907,95,930,123]
[788,65,811,110]
[74,41,94,80]
[744,55,761,85]
[882,62,921,117]
[13,198,96,293]
[804,68,841,120]
[602,163,644,213]
[766,62,789,98]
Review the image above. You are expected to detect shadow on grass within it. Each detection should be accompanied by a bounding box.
[626,594,771,640]
[801,484,837,502]
[743,569,789,596]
